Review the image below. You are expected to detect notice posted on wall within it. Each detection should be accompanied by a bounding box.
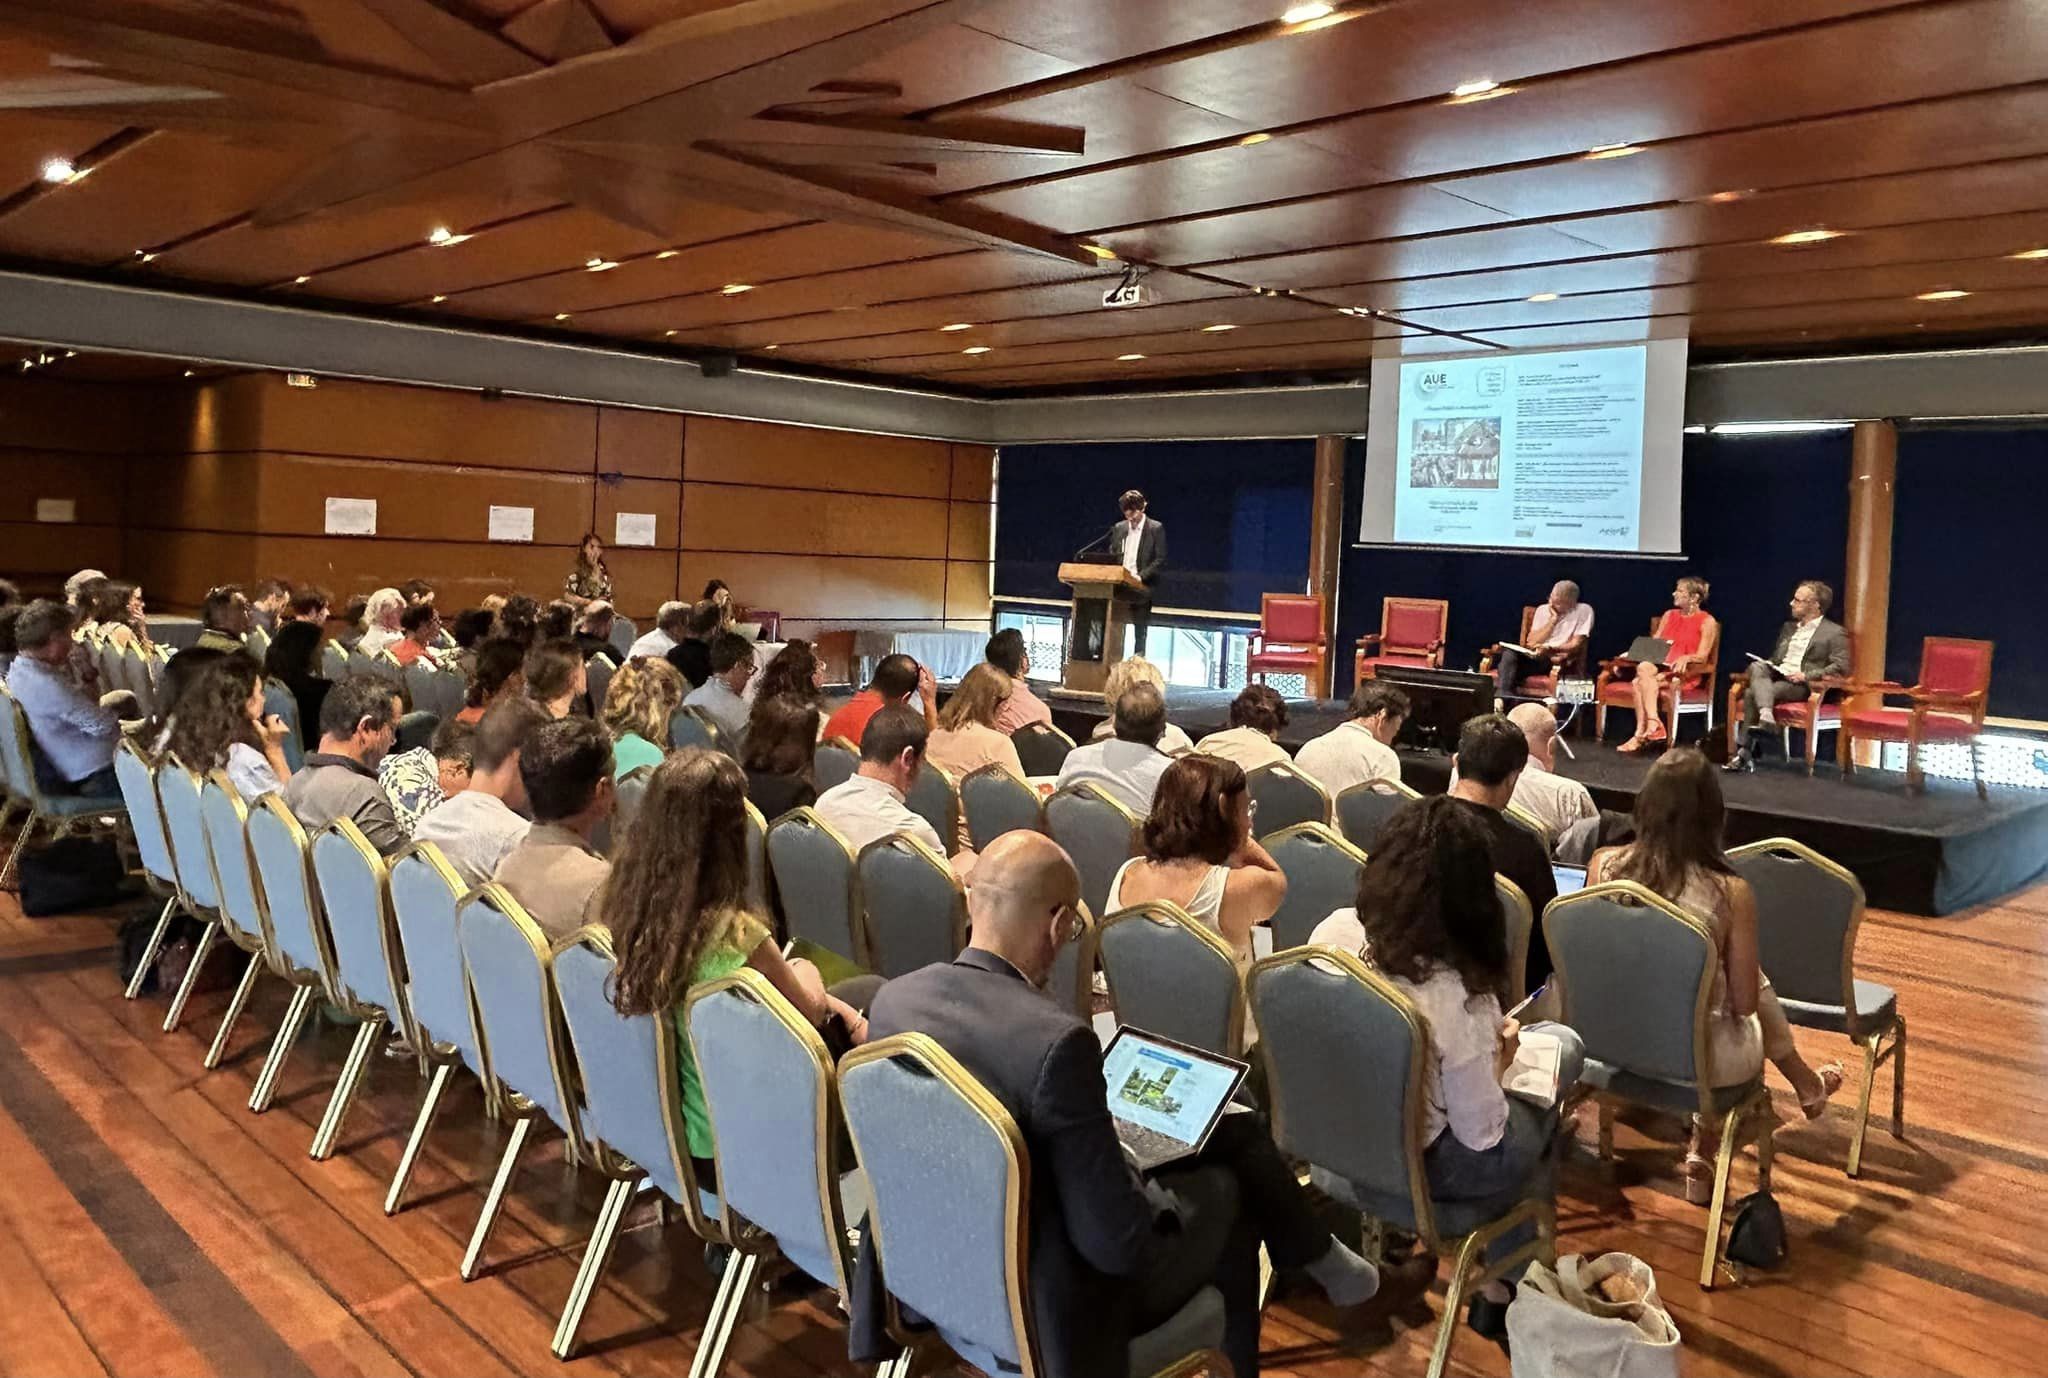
[34,498,75,523]
[614,511,657,547]
[488,505,535,543]
[324,496,378,536]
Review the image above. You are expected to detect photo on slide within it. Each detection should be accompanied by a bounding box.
[1409,416,1502,489]
[1117,1064,1184,1117]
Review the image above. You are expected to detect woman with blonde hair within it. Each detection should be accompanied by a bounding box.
[1617,574,1715,753]
[1089,656,1195,753]
[927,663,1026,782]
[601,656,686,776]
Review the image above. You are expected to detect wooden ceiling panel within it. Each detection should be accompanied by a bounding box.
[1208,222,1613,291]
[885,313,1407,379]
[957,0,1268,68]
[831,22,1071,112]
[1091,180,1517,266]
[0,110,128,201]
[303,205,674,303]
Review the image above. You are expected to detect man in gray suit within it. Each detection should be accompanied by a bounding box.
[1727,579,1851,772]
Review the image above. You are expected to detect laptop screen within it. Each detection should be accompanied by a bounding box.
[1101,1027,1247,1149]
[1552,863,1588,895]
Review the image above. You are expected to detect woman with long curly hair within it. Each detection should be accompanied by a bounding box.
[86,580,153,652]
[751,638,825,709]
[600,657,685,776]
[263,619,330,750]
[597,750,869,1173]
[166,653,294,802]
[1309,794,1585,1342]
[564,531,612,608]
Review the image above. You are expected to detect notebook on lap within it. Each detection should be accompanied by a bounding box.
[1102,1027,1248,1172]
[1625,636,1673,667]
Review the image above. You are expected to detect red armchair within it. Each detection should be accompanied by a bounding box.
[1725,635,1854,776]
[1595,615,1721,742]
[1480,605,1589,699]
[1246,593,1328,694]
[1840,637,1994,797]
[1354,597,1447,684]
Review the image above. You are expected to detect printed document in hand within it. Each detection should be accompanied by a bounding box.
[1503,1026,1567,1107]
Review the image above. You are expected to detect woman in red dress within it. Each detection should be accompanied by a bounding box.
[1619,575,1713,753]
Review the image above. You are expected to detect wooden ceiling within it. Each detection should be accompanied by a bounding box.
[4,0,2048,393]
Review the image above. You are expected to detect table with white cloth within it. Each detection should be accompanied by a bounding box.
[848,629,983,684]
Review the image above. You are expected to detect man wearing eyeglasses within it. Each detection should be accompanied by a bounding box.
[193,584,253,654]
[1727,579,1850,773]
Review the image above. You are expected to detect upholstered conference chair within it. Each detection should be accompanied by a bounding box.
[1250,947,1557,1378]
[309,820,420,1162]
[114,738,187,1001]
[1044,781,1141,924]
[814,736,859,793]
[904,760,960,851]
[1334,778,1419,853]
[1246,592,1329,694]
[1264,821,1366,952]
[1093,900,1244,1057]
[197,772,284,1070]
[1010,720,1076,777]
[1244,759,1331,837]
[840,1035,1227,1378]
[1839,636,1994,797]
[1354,596,1448,683]
[1724,631,1855,776]
[764,807,864,968]
[669,704,724,754]
[857,833,968,978]
[959,762,1043,850]
[0,684,126,889]
[1480,605,1589,699]
[1595,614,1722,744]
[153,758,226,1036]
[243,797,342,1114]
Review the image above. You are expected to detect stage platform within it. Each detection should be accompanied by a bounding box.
[1046,687,2048,917]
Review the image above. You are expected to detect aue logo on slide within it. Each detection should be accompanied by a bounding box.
[1415,369,1452,396]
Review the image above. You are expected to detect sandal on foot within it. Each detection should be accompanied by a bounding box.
[1616,736,1646,754]
[1800,1062,1845,1120]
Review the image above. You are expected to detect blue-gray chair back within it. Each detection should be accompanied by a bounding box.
[1011,721,1074,777]
[1095,901,1244,1056]
[614,764,654,838]
[1044,904,1097,1021]
[311,821,412,1037]
[247,796,335,990]
[857,834,967,979]
[1729,839,1862,1014]
[584,654,616,718]
[840,1035,1034,1375]
[764,808,862,966]
[1496,875,1535,1007]
[115,740,178,893]
[1544,881,1714,1089]
[1265,822,1366,951]
[156,758,221,916]
[904,762,958,849]
[1044,782,1140,923]
[0,688,39,803]
[458,886,581,1141]
[960,763,1042,850]
[403,664,462,721]
[745,800,770,915]
[347,647,382,682]
[389,843,488,1079]
[200,773,269,951]
[1334,780,1416,852]
[245,625,271,662]
[1244,760,1331,836]
[262,680,305,773]
[687,970,850,1290]
[814,738,859,794]
[609,616,636,659]
[669,705,723,754]
[323,642,350,680]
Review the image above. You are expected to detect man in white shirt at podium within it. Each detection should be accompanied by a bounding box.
[1094,489,1166,655]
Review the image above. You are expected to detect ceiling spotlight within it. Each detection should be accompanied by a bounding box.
[293,274,311,285]
[554,312,572,321]
[1916,288,1971,301]
[2010,247,2048,260]
[763,344,780,351]
[656,249,680,259]
[40,157,81,184]
[1526,292,1560,302]
[182,369,195,378]
[134,249,158,263]
[1201,323,1237,332]
[720,283,754,295]
[1117,353,1146,361]
[1238,132,1272,147]
[1280,2,1334,23]
[427,226,471,246]
[1771,227,1844,245]
[962,345,991,355]
[1706,189,1750,204]
[1583,142,1641,160]
[63,351,76,358]
[1081,244,1119,260]
[430,294,447,303]
[665,329,678,337]
[1449,78,1502,100]
[586,258,618,272]
[939,322,975,332]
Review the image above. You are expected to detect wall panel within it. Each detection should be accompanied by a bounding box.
[685,416,953,497]
[678,552,949,622]
[680,484,950,559]
[0,452,126,526]
[240,377,598,470]
[597,408,683,480]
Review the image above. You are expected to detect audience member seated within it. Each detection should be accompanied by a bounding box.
[249,578,291,633]
[448,607,494,678]
[391,601,445,668]
[851,830,1414,1378]
[683,631,756,743]
[823,652,934,746]
[413,697,548,885]
[1087,656,1195,754]
[491,716,615,942]
[1503,703,1597,845]
[5,600,122,798]
[1295,680,1407,795]
[752,638,827,713]
[664,599,722,689]
[335,594,370,649]
[815,705,975,880]
[986,628,1053,734]
[539,600,578,643]
[167,653,293,803]
[380,718,475,834]
[1587,749,1842,1201]
[357,588,406,657]
[456,637,524,725]
[86,580,153,652]
[574,601,617,661]
[284,584,332,629]
[1107,754,1285,976]
[927,664,1027,782]
[702,578,737,631]
[601,749,872,1175]
[1447,714,1558,991]
[1492,580,1594,699]
[1193,684,1292,772]
[397,578,437,611]
[1055,682,1174,816]
[494,593,540,647]
[283,677,406,854]
[193,584,253,654]
[145,646,228,755]
[64,568,106,612]
[740,693,820,819]
[1309,795,1586,1342]
[601,656,684,776]
[264,621,331,752]
[1616,575,1713,754]
[522,638,586,720]
[627,600,688,662]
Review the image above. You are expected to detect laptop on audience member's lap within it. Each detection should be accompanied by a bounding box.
[1552,863,1588,896]
[1101,1027,1248,1172]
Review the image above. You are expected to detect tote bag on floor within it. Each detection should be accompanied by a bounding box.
[1506,1252,1681,1378]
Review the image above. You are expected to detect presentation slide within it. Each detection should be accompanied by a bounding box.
[1360,338,1689,555]
[1102,1034,1239,1145]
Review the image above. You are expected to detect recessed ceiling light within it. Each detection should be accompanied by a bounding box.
[554,312,571,321]
[134,249,158,263]
[720,283,754,295]
[40,157,80,184]
[1706,189,1750,204]
[1081,244,1119,260]
[1526,292,1560,303]
[1771,227,1844,245]
[656,249,680,259]
[586,258,618,272]
[293,274,311,285]
[962,345,991,355]
[1916,288,1970,301]
[1280,2,1333,23]
[1583,142,1641,160]
[664,329,678,337]
[1450,78,1501,99]
[1117,353,1146,361]
[1201,323,1237,333]
[428,226,471,246]
[939,322,975,332]
[763,344,780,351]
[2011,248,2048,260]
[430,294,446,303]
[182,369,195,378]
[1238,132,1272,147]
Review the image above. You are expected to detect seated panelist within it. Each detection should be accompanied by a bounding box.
[1616,576,1714,754]
[1726,579,1851,772]
[1492,580,1594,698]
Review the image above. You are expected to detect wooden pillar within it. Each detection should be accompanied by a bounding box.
[1309,435,1347,698]
[1844,419,1897,763]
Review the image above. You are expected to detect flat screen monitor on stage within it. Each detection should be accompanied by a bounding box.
[1360,339,1690,556]
[1371,665,1496,754]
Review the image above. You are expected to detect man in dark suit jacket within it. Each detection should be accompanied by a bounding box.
[1728,579,1853,771]
[848,831,1406,1378]
[1097,489,1167,655]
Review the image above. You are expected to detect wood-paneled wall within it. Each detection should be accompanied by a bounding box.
[0,373,994,628]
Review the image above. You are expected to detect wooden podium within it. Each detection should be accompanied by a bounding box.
[1058,561,1148,694]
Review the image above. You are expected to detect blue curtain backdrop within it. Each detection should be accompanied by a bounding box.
[994,440,1315,614]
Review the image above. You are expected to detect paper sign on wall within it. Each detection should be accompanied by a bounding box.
[488,505,535,543]
[324,497,377,535]
[34,498,75,523]
[614,512,657,547]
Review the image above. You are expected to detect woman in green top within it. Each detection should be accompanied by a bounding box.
[599,655,685,776]
[600,749,868,1171]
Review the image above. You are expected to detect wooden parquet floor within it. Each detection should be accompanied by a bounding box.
[2,877,2046,1378]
